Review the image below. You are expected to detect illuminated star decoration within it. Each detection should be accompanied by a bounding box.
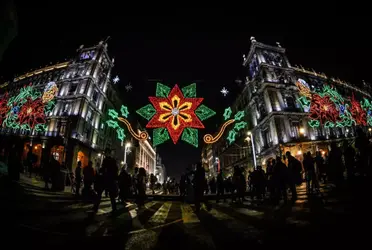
[113,75,120,84]
[221,87,229,97]
[125,82,133,92]
[136,82,216,147]
[106,105,149,142]
[226,109,248,144]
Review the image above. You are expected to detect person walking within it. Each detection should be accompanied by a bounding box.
[93,148,119,214]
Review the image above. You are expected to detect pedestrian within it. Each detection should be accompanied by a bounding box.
[194,163,211,212]
[216,170,226,203]
[74,161,82,196]
[93,148,119,214]
[83,161,95,198]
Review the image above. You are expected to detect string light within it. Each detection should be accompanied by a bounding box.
[2,84,56,131]
[0,93,10,127]
[350,94,367,126]
[144,83,214,146]
[223,107,232,120]
[203,119,235,144]
[220,87,229,97]
[42,82,58,103]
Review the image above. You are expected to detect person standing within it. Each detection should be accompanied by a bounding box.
[83,161,95,198]
[93,148,118,214]
[74,161,82,196]
[194,163,211,212]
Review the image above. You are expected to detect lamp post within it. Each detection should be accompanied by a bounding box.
[246,131,257,169]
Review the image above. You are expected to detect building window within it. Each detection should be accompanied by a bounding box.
[92,90,99,103]
[63,103,71,115]
[285,95,295,109]
[68,83,77,95]
[86,109,93,122]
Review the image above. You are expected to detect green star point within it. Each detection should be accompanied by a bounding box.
[195,104,216,121]
[234,110,245,121]
[156,82,171,97]
[117,128,126,141]
[181,83,197,98]
[120,105,129,118]
[136,104,156,120]
[223,107,232,120]
[227,130,237,144]
[106,120,119,129]
[108,109,119,120]
[234,121,247,131]
[181,128,198,148]
[153,128,170,147]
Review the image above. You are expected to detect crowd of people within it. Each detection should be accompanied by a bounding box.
[2,129,371,213]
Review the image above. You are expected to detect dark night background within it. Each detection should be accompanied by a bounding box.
[0,4,371,178]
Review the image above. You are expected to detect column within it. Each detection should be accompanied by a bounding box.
[283,118,292,139]
[263,90,273,113]
[270,118,279,145]
[276,91,285,110]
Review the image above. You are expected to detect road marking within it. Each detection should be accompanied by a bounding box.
[148,202,172,224]
[181,204,200,223]
[128,218,183,234]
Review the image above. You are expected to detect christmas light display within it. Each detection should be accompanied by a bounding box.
[0,93,10,127]
[125,82,133,92]
[2,84,57,131]
[349,94,367,126]
[113,75,120,84]
[295,78,372,128]
[203,107,247,144]
[220,87,229,97]
[137,83,215,147]
[309,94,340,126]
[106,105,149,142]
[42,82,58,103]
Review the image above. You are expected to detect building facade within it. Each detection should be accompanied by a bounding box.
[213,37,372,175]
[155,154,166,184]
[0,40,124,172]
[201,144,217,178]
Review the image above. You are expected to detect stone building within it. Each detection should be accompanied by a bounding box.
[213,37,372,174]
[0,40,123,172]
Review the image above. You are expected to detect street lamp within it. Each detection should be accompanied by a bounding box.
[246,131,257,169]
[123,142,131,167]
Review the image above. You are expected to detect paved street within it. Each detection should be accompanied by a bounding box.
[0,176,370,249]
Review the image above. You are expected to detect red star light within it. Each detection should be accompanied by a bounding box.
[146,84,204,144]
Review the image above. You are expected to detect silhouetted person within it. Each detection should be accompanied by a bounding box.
[118,167,131,203]
[27,146,33,178]
[179,173,187,199]
[315,151,326,183]
[194,163,211,212]
[286,151,301,201]
[328,142,344,187]
[216,170,226,203]
[303,152,317,194]
[209,177,216,194]
[273,156,288,204]
[75,161,82,196]
[136,167,147,207]
[150,173,157,195]
[83,161,95,198]
[93,148,119,213]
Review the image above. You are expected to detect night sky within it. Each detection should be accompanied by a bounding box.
[1,5,371,178]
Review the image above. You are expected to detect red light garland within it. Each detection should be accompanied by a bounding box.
[309,94,340,125]
[0,93,10,127]
[146,84,204,144]
[17,97,47,129]
[349,94,367,126]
